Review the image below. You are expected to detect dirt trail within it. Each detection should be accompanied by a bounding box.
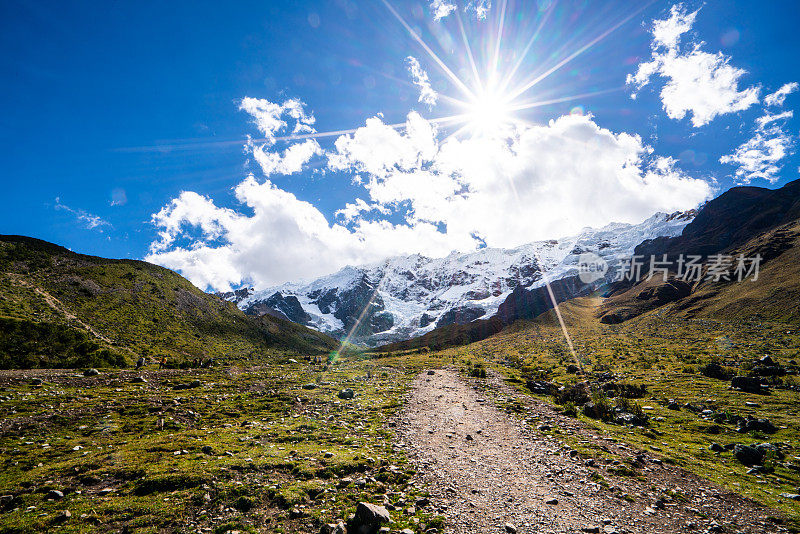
[7,273,114,344]
[398,369,781,534]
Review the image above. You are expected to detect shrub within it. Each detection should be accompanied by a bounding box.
[554,383,589,406]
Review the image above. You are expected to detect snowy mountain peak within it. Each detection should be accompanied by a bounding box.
[223,210,695,346]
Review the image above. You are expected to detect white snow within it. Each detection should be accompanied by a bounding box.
[237,211,694,343]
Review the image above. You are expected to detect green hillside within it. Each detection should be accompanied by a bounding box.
[0,235,338,368]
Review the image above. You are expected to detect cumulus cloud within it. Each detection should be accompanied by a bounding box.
[627,4,760,127]
[429,0,456,21]
[148,111,713,290]
[239,97,321,176]
[250,138,322,176]
[720,110,795,183]
[331,112,713,248]
[406,56,438,108]
[146,176,460,290]
[764,82,799,107]
[467,0,491,20]
[429,0,490,21]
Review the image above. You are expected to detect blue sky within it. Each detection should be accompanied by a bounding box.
[1,0,798,290]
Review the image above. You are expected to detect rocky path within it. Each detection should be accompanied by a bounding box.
[398,369,783,534]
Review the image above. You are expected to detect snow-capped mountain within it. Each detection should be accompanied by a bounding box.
[219,211,695,346]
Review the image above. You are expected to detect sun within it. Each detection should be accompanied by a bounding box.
[464,88,515,137]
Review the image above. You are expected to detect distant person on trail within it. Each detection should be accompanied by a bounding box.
[136,356,145,369]
[159,356,167,369]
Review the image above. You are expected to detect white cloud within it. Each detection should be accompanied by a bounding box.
[239,97,316,143]
[332,112,712,248]
[467,0,491,21]
[429,0,456,21]
[146,176,461,290]
[720,110,795,183]
[239,97,324,177]
[406,56,438,108]
[627,4,760,127]
[54,198,111,231]
[147,112,713,291]
[251,138,322,176]
[764,82,799,107]
[429,0,491,21]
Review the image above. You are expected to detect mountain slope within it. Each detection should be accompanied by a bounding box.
[600,179,800,325]
[224,211,694,346]
[0,235,338,368]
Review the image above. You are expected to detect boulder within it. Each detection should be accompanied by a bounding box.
[346,502,390,534]
[320,521,345,534]
[83,368,100,377]
[525,380,557,396]
[736,416,777,434]
[614,412,645,426]
[734,444,764,466]
[731,376,768,394]
[755,442,784,460]
[338,388,355,400]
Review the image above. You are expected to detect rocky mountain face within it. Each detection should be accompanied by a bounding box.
[219,211,695,347]
[601,179,800,325]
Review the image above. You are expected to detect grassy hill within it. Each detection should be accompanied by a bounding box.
[0,235,338,368]
[600,218,800,325]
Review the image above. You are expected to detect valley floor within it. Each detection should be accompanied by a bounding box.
[401,369,780,533]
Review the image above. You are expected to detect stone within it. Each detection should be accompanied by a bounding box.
[709,443,725,453]
[30,378,43,386]
[755,442,784,460]
[465,434,474,441]
[545,498,559,505]
[302,383,318,390]
[320,521,345,534]
[338,388,355,400]
[614,412,644,426]
[46,490,64,500]
[504,523,517,534]
[346,502,390,534]
[736,416,776,434]
[734,444,765,466]
[83,368,100,377]
[581,527,600,534]
[54,510,71,522]
[427,370,435,375]
[730,376,767,394]
[201,445,213,455]
[780,493,800,500]
[131,376,146,384]
[415,497,430,508]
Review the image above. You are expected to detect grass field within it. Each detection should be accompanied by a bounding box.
[0,355,445,533]
[419,297,800,524]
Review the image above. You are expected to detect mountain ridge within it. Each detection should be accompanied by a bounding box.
[221,211,695,346]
